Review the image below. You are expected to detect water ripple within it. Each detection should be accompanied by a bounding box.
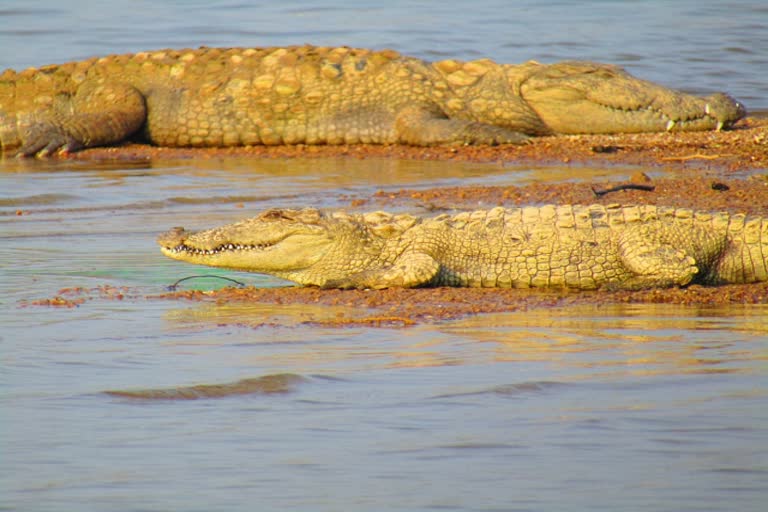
[104,373,308,400]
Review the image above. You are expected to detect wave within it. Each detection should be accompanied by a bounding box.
[104,373,307,400]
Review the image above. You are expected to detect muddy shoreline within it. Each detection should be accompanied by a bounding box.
[43,117,768,323]
[68,116,767,173]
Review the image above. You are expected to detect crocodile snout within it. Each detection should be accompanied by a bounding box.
[157,226,189,248]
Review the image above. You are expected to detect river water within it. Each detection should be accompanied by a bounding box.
[1,1,767,511]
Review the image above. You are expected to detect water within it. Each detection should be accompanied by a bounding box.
[2,1,768,511]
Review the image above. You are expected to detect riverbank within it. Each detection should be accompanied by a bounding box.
[40,118,768,324]
[68,116,767,174]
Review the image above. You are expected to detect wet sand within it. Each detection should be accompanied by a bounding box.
[48,116,768,323]
[154,283,768,326]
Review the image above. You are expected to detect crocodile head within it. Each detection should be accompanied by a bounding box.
[513,61,746,134]
[157,208,338,284]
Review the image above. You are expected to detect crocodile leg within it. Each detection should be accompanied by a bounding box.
[616,225,701,289]
[11,81,146,156]
[394,106,530,146]
[321,251,440,289]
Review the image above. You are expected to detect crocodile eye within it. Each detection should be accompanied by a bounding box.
[261,209,292,221]
[593,68,616,79]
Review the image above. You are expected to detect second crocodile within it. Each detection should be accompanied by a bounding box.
[1,46,746,155]
[157,204,767,290]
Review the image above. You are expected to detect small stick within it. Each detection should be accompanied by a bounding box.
[592,183,656,197]
[167,275,246,291]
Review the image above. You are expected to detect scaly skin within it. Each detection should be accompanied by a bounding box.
[157,205,767,290]
[1,46,746,156]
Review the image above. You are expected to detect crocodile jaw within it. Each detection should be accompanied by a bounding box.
[519,62,746,134]
[157,209,333,274]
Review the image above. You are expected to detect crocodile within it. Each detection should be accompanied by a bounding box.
[157,204,767,290]
[1,45,746,156]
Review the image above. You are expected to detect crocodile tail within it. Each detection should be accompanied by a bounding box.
[0,72,21,154]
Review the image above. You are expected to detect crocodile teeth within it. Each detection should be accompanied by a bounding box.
[704,103,711,115]
[665,120,676,131]
[174,242,274,254]
[716,121,724,131]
